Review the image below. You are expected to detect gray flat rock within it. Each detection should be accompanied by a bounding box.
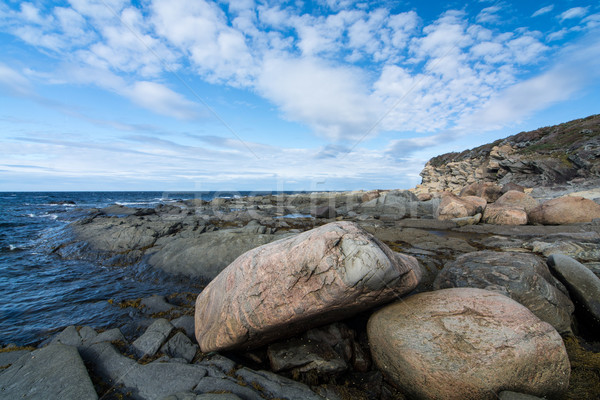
[0,344,97,399]
[172,315,195,339]
[133,318,174,357]
[82,342,207,400]
[92,327,126,344]
[50,325,83,347]
[163,393,243,400]
[548,253,600,327]
[235,367,324,400]
[0,349,31,368]
[160,332,198,362]
[193,376,263,400]
[142,295,175,314]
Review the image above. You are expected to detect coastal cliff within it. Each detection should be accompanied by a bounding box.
[414,114,600,195]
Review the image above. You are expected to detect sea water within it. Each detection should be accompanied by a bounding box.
[0,191,288,346]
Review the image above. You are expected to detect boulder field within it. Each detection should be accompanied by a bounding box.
[4,115,600,399]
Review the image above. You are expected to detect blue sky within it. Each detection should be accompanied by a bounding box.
[0,0,599,191]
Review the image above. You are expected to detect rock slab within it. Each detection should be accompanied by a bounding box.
[367,288,570,400]
[547,253,600,327]
[0,344,98,399]
[195,221,421,352]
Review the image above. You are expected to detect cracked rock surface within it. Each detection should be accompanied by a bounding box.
[195,221,421,352]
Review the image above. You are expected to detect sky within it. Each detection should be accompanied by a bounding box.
[0,0,599,192]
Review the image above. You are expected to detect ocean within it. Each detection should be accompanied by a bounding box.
[0,191,288,346]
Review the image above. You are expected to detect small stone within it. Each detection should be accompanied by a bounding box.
[172,315,196,339]
[51,325,83,347]
[267,337,347,374]
[160,331,198,363]
[92,328,125,344]
[132,318,174,357]
[141,295,175,314]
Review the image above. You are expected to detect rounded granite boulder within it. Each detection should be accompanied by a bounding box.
[195,221,422,352]
[367,288,570,400]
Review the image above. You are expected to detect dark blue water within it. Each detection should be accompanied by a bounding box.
[0,191,289,346]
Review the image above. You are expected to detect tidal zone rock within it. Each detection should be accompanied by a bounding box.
[529,196,600,225]
[195,221,421,352]
[547,253,600,328]
[434,251,574,334]
[436,192,487,220]
[367,288,570,400]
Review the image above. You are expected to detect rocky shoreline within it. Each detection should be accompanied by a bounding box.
[2,116,600,399]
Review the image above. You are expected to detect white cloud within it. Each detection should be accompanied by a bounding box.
[457,31,600,132]
[256,56,377,139]
[559,7,589,22]
[150,0,255,85]
[476,6,502,24]
[532,5,554,18]
[124,81,199,119]
[547,28,568,41]
[0,63,34,97]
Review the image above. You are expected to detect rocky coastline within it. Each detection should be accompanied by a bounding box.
[2,115,600,400]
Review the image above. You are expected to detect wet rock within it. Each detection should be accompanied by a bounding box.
[358,190,423,218]
[494,190,538,213]
[172,315,195,339]
[164,393,242,400]
[368,288,571,400]
[499,391,544,400]
[194,377,263,400]
[0,348,31,368]
[547,254,600,328]
[160,332,198,362]
[527,240,600,263]
[141,295,175,314]
[195,221,421,352]
[312,205,336,219]
[451,213,482,226]
[434,251,574,334]
[304,323,354,362]
[267,337,347,374]
[460,182,503,203]
[482,204,528,225]
[51,325,84,347]
[241,220,268,234]
[92,328,125,344]
[148,231,287,280]
[235,367,324,400]
[132,318,174,357]
[0,344,97,399]
[436,193,486,220]
[529,196,600,225]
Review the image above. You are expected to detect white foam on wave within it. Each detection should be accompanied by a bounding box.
[115,201,154,206]
[9,244,17,251]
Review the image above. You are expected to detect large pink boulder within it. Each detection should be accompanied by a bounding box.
[194,221,421,352]
[436,192,487,220]
[529,196,600,225]
[482,204,528,225]
[367,288,570,400]
[494,190,539,213]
